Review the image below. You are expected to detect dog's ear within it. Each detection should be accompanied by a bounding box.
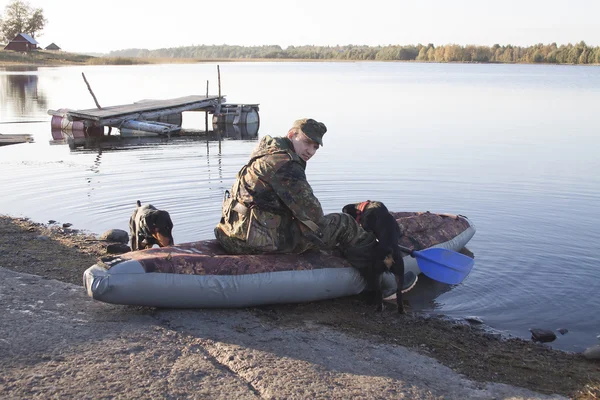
[158,211,174,230]
[147,211,173,232]
[342,203,358,218]
[145,211,159,230]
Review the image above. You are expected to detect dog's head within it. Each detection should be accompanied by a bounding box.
[342,203,359,219]
[144,209,174,247]
[344,200,401,258]
[343,201,390,231]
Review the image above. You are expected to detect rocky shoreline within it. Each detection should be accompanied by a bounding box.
[1,214,599,398]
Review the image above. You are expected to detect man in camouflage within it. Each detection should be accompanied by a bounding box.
[214,118,415,289]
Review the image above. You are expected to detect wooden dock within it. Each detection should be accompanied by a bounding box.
[48,95,224,129]
[0,134,33,146]
[46,67,259,144]
[48,93,260,142]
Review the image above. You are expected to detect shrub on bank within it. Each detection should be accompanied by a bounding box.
[86,56,149,65]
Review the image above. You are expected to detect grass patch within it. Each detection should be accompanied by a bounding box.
[0,50,329,66]
[86,56,150,65]
[0,50,152,66]
[0,49,93,65]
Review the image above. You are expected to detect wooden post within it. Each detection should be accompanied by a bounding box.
[81,73,102,109]
[205,80,209,134]
[216,67,222,142]
[217,65,221,103]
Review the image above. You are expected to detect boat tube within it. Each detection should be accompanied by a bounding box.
[83,212,475,308]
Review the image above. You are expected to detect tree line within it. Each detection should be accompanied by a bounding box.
[2,1,598,65]
[107,42,600,64]
[0,0,45,42]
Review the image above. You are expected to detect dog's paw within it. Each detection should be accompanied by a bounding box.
[397,300,409,315]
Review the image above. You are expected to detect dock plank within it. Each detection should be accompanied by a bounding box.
[66,95,222,120]
[0,134,33,146]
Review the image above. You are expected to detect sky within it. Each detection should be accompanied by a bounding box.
[1,0,599,53]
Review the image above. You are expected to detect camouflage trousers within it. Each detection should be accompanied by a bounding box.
[214,212,377,270]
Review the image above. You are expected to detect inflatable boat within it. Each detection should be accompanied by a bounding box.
[83,212,475,308]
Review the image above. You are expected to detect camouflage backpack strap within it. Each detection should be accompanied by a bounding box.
[230,164,247,205]
[229,149,293,215]
[297,219,320,234]
[220,164,250,221]
[271,149,323,237]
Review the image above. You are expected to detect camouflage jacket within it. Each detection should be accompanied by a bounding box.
[217,135,324,252]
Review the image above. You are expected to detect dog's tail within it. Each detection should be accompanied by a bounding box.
[136,200,142,208]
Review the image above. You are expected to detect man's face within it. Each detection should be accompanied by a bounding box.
[290,131,320,162]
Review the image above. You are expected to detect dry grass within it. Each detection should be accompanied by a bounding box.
[0,50,151,66]
[0,50,363,67]
[86,56,150,65]
[0,49,93,65]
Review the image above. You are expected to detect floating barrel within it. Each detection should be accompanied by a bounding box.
[51,128,65,140]
[50,110,104,139]
[214,122,259,139]
[51,114,85,138]
[213,104,260,127]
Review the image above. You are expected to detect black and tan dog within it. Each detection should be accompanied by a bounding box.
[342,200,414,313]
[129,200,174,251]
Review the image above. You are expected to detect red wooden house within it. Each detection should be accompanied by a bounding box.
[4,33,38,51]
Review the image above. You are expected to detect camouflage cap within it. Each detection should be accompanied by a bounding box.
[292,118,327,146]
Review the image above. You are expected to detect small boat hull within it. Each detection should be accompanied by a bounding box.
[83,212,475,308]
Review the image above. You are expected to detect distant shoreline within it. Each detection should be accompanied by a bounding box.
[3,40,600,67]
[1,58,598,69]
[2,49,600,67]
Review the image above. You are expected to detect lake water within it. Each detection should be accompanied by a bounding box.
[1,62,599,352]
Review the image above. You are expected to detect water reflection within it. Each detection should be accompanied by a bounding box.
[86,151,103,196]
[403,275,455,311]
[2,66,40,72]
[49,125,259,151]
[213,122,259,139]
[89,151,102,174]
[55,133,187,151]
[0,68,48,117]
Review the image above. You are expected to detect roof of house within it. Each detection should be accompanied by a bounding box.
[45,42,60,49]
[12,33,39,44]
